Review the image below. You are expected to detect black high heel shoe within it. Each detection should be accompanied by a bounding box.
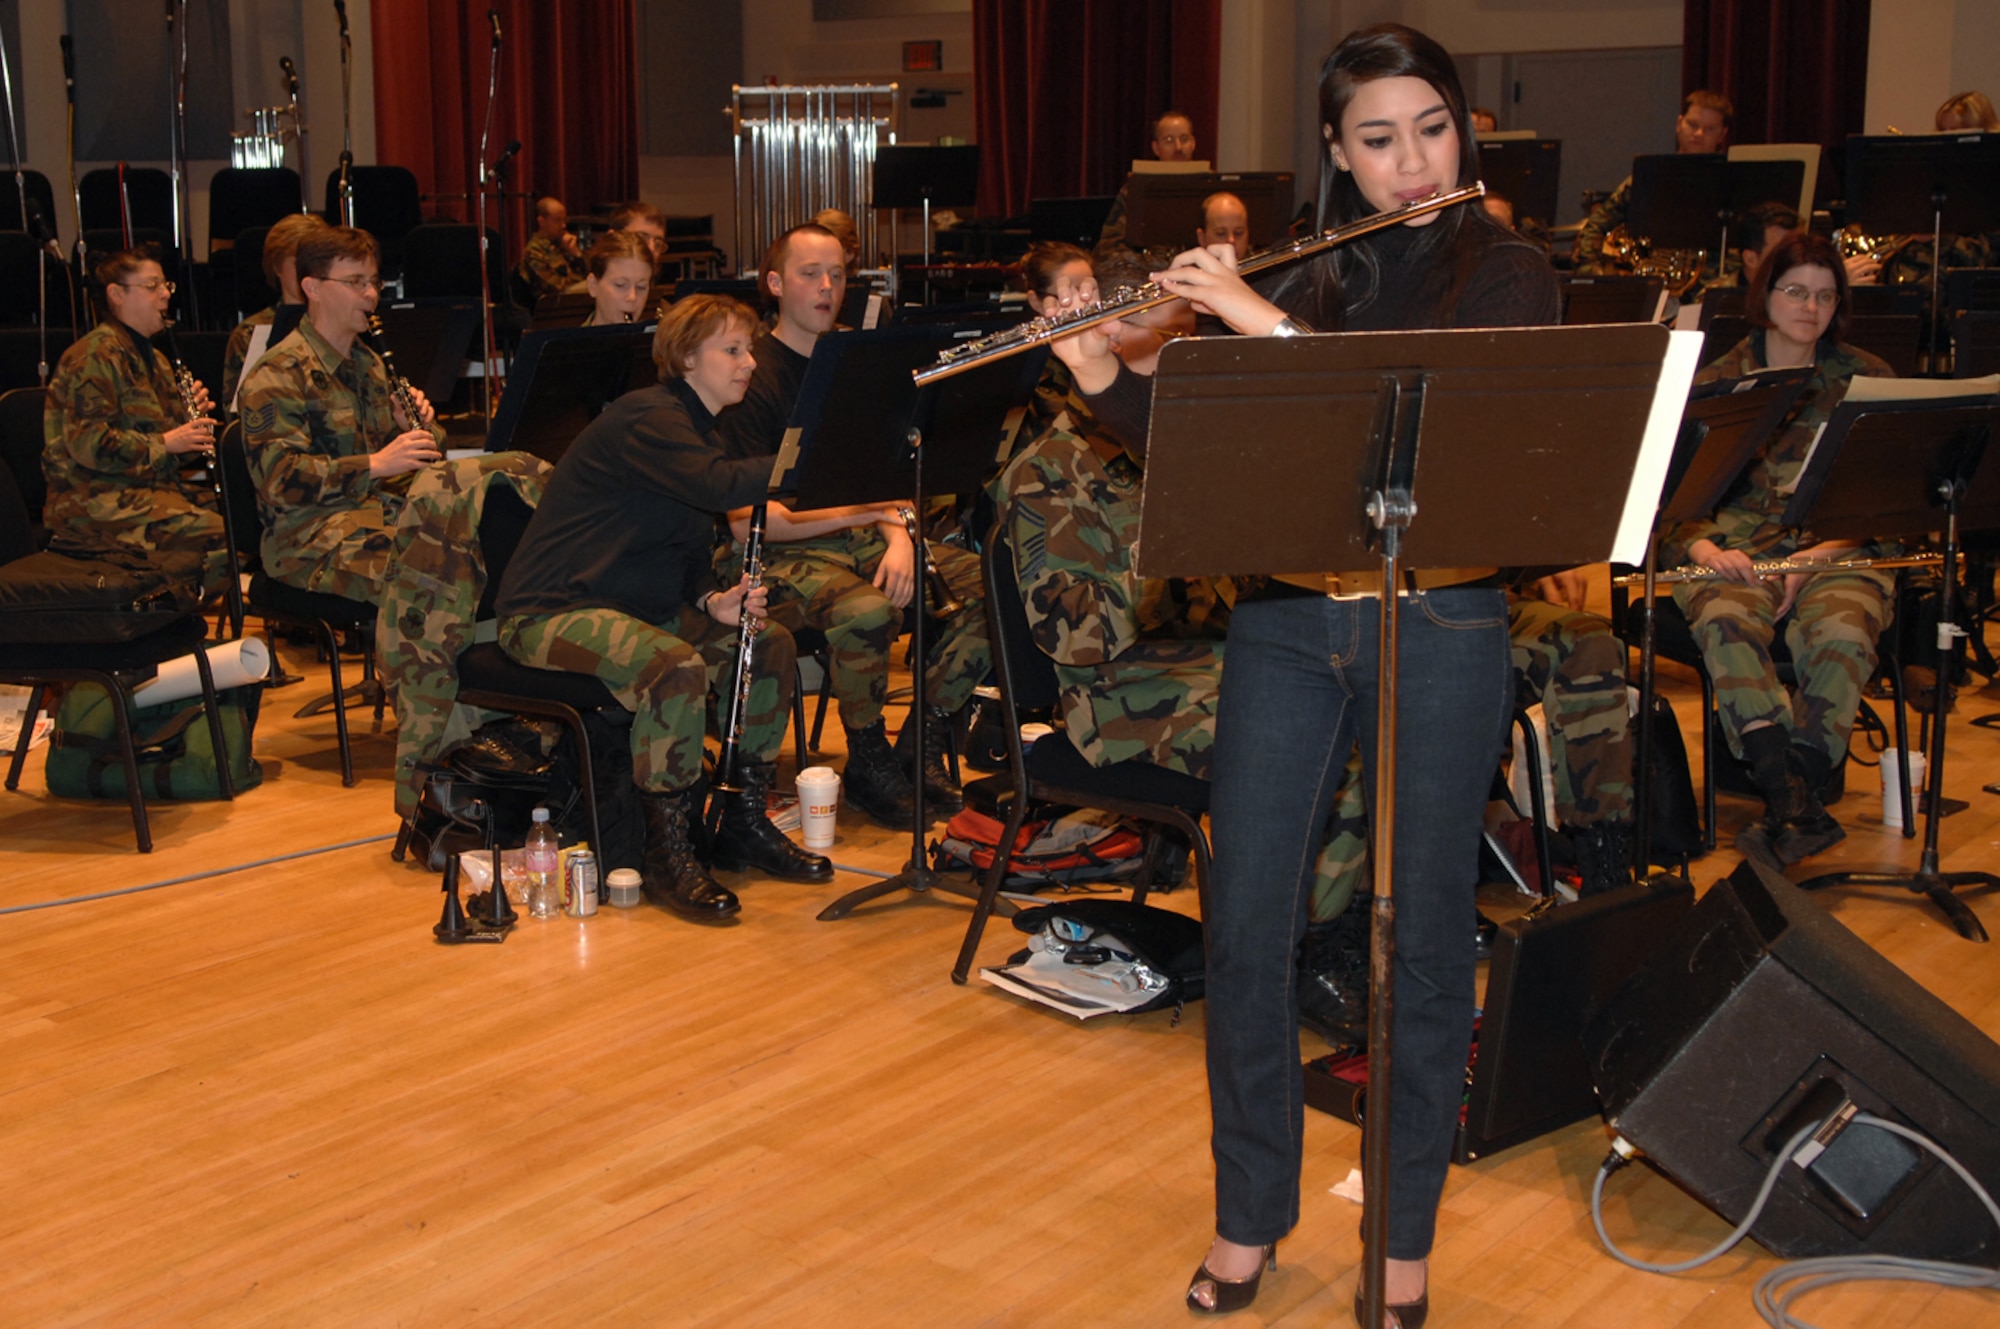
[1185,1242,1277,1315]
[1352,1288,1428,1328]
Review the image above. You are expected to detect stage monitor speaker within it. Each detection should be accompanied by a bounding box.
[1583,858,2000,1263]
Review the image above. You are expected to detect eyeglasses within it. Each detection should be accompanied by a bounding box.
[118,279,175,295]
[317,275,387,294]
[1773,283,1839,308]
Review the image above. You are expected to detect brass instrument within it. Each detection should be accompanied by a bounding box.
[898,505,964,618]
[912,183,1487,385]
[1836,224,1917,273]
[1614,551,1942,587]
[1601,224,1705,298]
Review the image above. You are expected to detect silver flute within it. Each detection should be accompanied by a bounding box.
[1614,552,1942,587]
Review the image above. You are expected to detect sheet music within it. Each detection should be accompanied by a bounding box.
[1612,329,1706,564]
[1843,373,2000,403]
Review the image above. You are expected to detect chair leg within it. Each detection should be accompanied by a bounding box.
[1888,667,1916,839]
[192,643,235,801]
[322,622,356,787]
[951,792,1032,984]
[808,664,832,754]
[6,682,45,791]
[791,663,809,772]
[103,676,154,853]
[567,712,605,885]
[1700,669,1718,852]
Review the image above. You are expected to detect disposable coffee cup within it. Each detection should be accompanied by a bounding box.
[1881,748,1926,828]
[797,765,841,849]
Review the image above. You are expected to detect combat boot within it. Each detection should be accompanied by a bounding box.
[638,786,740,922]
[894,704,964,811]
[709,763,835,882]
[1570,821,1636,897]
[841,719,918,827]
[1297,901,1371,1047]
[1741,727,1844,865]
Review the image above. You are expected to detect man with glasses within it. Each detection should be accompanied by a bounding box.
[1097,110,1202,260]
[42,248,229,595]
[239,226,441,601]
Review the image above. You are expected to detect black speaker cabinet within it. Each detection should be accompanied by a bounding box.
[1584,858,2000,1262]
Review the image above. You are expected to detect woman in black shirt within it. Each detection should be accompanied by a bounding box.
[1056,24,1557,1327]
[495,295,832,923]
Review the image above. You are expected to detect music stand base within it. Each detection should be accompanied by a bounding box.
[1795,868,1998,941]
[294,677,381,719]
[817,861,980,921]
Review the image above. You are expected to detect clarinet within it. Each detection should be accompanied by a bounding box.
[158,318,217,490]
[363,313,425,426]
[708,504,767,830]
[898,505,963,618]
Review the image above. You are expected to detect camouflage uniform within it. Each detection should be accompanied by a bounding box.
[221,306,275,408]
[993,421,1366,920]
[1664,333,1897,769]
[377,452,550,818]
[41,320,227,595]
[1507,594,1633,827]
[1571,174,1739,295]
[497,605,795,793]
[238,318,444,602]
[517,233,584,303]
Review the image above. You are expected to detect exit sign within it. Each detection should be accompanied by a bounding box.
[903,40,942,72]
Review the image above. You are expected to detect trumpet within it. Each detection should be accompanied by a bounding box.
[911,183,1487,386]
[1835,224,1916,272]
[1613,551,1941,587]
[1601,225,1705,298]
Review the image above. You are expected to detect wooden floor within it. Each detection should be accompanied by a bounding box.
[3,626,1999,1328]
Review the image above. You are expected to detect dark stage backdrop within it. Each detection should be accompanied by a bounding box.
[371,0,637,240]
[1683,0,1872,205]
[972,0,1220,220]
[67,0,234,160]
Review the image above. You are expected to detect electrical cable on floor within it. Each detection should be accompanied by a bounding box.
[1592,1113,2000,1327]
[0,834,397,915]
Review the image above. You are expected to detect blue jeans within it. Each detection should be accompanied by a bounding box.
[1204,587,1511,1260]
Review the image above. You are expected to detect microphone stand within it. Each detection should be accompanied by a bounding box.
[0,22,44,382]
[281,56,308,214]
[335,0,354,225]
[474,10,503,422]
[165,0,199,327]
[59,34,86,335]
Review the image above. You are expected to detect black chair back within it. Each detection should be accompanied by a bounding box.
[232,226,279,316]
[402,224,507,300]
[321,166,423,244]
[0,451,36,564]
[80,168,173,235]
[208,169,304,241]
[474,481,536,620]
[215,420,265,570]
[0,386,47,530]
[0,169,59,235]
[982,522,1063,713]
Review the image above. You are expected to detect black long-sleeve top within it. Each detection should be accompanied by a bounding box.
[496,377,773,623]
[1085,213,1560,452]
[718,328,809,462]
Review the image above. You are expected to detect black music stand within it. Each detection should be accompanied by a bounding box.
[1628,154,1805,257]
[1781,392,2000,940]
[1845,134,2000,369]
[1476,139,1561,226]
[1135,324,1690,1325]
[483,325,656,465]
[1122,171,1296,251]
[1628,370,1813,865]
[779,328,1046,921]
[872,145,981,272]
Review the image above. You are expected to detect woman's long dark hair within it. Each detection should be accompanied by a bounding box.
[1265,23,1516,328]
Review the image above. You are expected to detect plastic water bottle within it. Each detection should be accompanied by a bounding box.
[524,808,561,918]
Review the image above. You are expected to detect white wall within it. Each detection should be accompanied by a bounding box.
[1866,0,2000,134]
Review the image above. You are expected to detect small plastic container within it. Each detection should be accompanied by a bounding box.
[606,867,644,909]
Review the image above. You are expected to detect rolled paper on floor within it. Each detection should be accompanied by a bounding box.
[132,636,272,706]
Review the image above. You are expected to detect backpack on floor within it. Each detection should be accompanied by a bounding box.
[45,681,262,801]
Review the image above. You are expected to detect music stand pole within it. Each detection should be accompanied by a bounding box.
[334,0,354,226]
[475,12,504,422]
[0,22,41,382]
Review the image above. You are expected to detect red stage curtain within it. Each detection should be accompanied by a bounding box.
[371,1,636,243]
[972,0,1222,219]
[1683,0,1871,203]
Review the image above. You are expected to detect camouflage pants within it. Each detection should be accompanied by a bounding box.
[60,492,231,599]
[1309,748,1369,924]
[1509,598,1634,827]
[263,500,397,604]
[1675,569,1893,768]
[760,526,990,728]
[497,605,796,792]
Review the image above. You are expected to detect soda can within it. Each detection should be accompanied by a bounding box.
[564,849,599,917]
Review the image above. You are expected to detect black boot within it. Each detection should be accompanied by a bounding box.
[709,763,835,882]
[1298,901,1370,1047]
[894,705,964,812]
[1571,821,1636,897]
[1741,727,1844,865]
[638,786,740,922]
[842,719,918,828]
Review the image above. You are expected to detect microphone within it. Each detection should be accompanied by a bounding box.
[493,139,522,175]
[280,55,298,95]
[24,199,61,258]
[59,34,75,100]
[488,9,502,46]
[333,0,348,40]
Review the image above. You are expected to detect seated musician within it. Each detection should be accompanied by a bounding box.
[1016,240,1101,441]
[1863,93,2000,299]
[991,259,1372,1044]
[222,212,326,407]
[1660,232,1896,864]
[1194,192,1251,262]
[608,200,670,276]
[582,230,656,326]
[238,226,442,601]
[1572,90,1732,277]
[42,248,226,594]
[494,295,830,922]
[517,196,586,304]
[1506,570,1638,894]
[718,222,991,825]
[1097,110,1198,259]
